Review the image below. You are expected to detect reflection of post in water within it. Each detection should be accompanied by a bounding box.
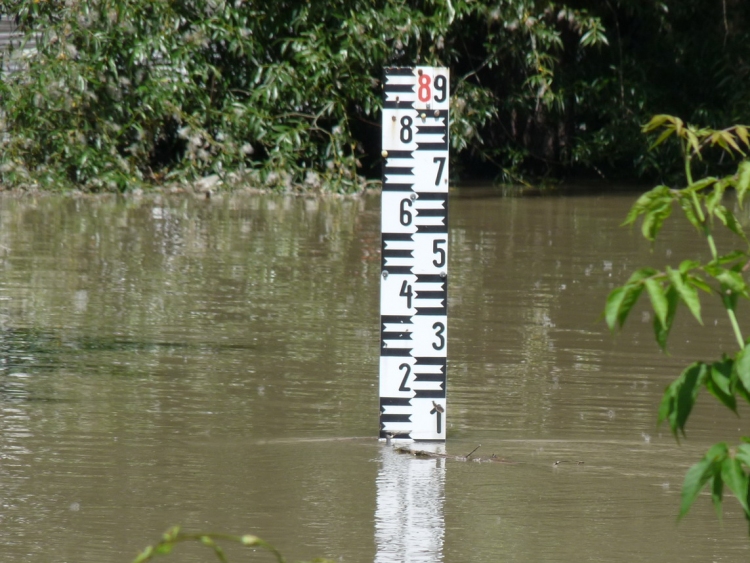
[375,443,446,563]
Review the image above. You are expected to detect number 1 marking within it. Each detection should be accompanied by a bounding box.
[430,401,444,434]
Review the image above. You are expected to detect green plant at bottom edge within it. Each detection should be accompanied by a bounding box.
[606,114,750,532]
[132,526,334,563]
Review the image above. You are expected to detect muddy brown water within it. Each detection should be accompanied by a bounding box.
[0,190,748,562]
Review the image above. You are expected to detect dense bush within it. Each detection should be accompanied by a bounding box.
[0,1,749,192]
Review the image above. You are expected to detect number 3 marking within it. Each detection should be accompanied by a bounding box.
[432,322,445,350]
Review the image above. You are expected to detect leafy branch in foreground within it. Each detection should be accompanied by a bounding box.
[606,114,750,529]
[131,526,333,563]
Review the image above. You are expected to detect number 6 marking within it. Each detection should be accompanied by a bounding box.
[399,198,413,226]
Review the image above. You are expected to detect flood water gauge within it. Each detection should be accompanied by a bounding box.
[379,66,449,441]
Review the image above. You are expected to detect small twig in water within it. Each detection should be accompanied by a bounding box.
[465,445,481,459]
[553,460,584,466]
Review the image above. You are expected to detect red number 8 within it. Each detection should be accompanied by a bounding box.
[418,74,431,102]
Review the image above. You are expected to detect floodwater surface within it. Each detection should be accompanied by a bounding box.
[0,190,748,562]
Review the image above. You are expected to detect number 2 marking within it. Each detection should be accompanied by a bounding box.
[399,363,411,391]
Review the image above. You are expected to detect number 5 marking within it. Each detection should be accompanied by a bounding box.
[432,239,446,267]
[433,157,446,186]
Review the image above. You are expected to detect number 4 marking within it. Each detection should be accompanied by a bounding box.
[399,280,413,309]
[433,157,446,186]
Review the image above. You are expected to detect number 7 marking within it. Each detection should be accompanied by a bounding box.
[433,157,446,186]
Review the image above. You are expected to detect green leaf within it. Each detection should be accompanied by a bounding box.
[653,285,679,350]
[645,278,667,328]
[712,472,724,520]
[736,127,750,149]
[658,382,676,427]
[132,546,154,563]
[704,182,724,215]
[736,444,750,467]
[706,358,736,412]
[640,198,673,241]
[659,361,708,435]
[605,270,654,330]
[733,344,750,393]
[685,176,718,194]
[685,129,702,157]
[680,443,728,520]
[642,114,671,133]
[604,287,626,331]
[737,161,750,207]
[716,269,749,298]
[679,196,702,232]
[680,455,715,518]
[713,250,746,265]
[666,266,702,324]
[626,267,658,284]
[721,457,750,515]
[650,127,675,149]
[678,259,701,274]
[714,205,748,242]
[623,186,671,226]
[154,543,175,556]
[687,274,712,294]
[162,527,181,541]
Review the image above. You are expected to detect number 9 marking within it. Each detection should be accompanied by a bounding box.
[433,75,447,103]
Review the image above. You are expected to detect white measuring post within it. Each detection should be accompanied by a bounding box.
[379,66,449,442]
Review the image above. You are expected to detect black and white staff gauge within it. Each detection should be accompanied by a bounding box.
[379,66,449,441]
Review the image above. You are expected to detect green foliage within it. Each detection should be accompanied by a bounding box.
[3,0,461,191]
[606,115,750,530]
[132,526,333,563]
[2,1,750,191]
